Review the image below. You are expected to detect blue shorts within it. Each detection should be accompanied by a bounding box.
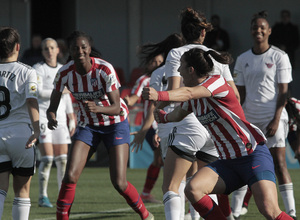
[73,119,130,151]
[206,144,276,194]
[145,127,156,151]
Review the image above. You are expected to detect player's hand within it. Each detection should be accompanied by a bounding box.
[25,133,39,149]
[130,130,147,153]
[153,133,160,148]
[142,87,158,101]
[154,109,169,124]
[266,118,279,137]
[47,111,58,130]
[84,101,100,113]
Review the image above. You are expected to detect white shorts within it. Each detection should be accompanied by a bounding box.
[252,119,288,148]
[160,114,218,160]
[0,123,35,174]
[39,121,71,144]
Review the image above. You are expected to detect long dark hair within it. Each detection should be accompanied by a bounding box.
[0,26,20,59]
[138,33,185,68]
[182,48,232,77]
[180,7,213,42]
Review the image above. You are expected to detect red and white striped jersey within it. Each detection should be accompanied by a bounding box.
[181,75,266,159]
[131,74,157,129]
[54,57,128,126]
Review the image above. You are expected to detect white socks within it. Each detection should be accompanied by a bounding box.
[230,185,248,217]
[38,156,53,197]
[279,183,296,217]
[55,154,67,190]
[12,197,31,220]
[163,191,182,220]
[0,189,7,219]
[178,180,186,220]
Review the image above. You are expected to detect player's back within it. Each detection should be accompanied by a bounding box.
[0,61,38,126]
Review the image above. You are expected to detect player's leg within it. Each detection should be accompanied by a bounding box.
[184,165,227,220]
[109,143,152,220]
[38,142,54,207]
[230,185,248,218]
[251,179,292,219]
[53,144,68,190]
[0,171,10,219]
[56,139,90,220]
[162,147,193,220]
[12,175,32,220]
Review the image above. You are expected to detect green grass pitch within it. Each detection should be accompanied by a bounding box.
[2,168,300,219]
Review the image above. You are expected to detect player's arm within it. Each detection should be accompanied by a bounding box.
[237,85,246,105]
[26,98,40,148]
[47,89,62,130]
[130,102,156,153]
[154,105,190,124]
[123,94,139,107]
[227,80,240,103]
[142,86,211,103]
[266,83,288,137]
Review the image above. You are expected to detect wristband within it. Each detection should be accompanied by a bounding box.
[157,91,170,101]
[157,109,169,124]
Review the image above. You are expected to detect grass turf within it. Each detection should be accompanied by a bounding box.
[2,167,300,220]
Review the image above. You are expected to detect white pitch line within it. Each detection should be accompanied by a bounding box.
[33,204,163,220]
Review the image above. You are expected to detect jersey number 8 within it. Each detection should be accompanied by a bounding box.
[0,86,11,120]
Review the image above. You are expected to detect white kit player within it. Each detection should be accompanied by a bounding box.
[33,38,76,208]
[232,11,296,219]
[0,27,39,220]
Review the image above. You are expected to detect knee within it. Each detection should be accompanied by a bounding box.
[64,169,79,184]
[111,178,128,193]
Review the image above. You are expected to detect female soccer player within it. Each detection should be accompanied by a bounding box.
[47,31,153,220]
[142,48,293,220]
[158,7,237,220]
[0,26,40,220]
[33,38,76,208]
[232,11,296,219]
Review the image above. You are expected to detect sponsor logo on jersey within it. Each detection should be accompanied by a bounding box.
[196,109,220,125]
[265,63,274,68]
[72,88,105,100]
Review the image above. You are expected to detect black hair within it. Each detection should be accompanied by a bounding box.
[182,48,232,77]
[180,7,213,42]
[66,30,94,49]
[138,33,185,68]
[0,26,20,59]
[251,10,269,26]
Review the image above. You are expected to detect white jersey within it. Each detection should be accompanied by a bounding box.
[235,46,292,123]
[0,61,38,126]
[164,43,234,137]
[33,61,64,121]
[150,65,174,138]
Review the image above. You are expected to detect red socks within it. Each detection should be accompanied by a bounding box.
[56,182,76,220]
[275,211,294,219]
[192,195,226,220]
[142,164,160,194]
[243,187,252,207]
[217,194,232,217]
[120,181,149,219]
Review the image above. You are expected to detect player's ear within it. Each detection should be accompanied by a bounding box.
[15,43,20,52]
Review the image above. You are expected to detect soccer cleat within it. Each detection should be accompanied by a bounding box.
[240,205,248,215]
[38,196,53,208]
[145,212,154,220]
[140,194,161,203]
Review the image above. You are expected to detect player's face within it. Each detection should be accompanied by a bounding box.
[42,40,59,64]
[178,57,192,86]
[251,18,271,44]
[146,54,164,73]
[69,37,91,65]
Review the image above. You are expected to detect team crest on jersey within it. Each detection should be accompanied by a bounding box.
[265,63,274,68]
[244,63,249,68]
[54,72,61,85]
[91,78,98,87]
[196,109,220,125]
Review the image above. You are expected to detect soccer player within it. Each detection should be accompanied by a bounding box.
[0,26,40,220]
[47,30,153,220]
[142,47,293,220]
[158,7,237,220]
[232,11,296,219]
[33,38,76,208]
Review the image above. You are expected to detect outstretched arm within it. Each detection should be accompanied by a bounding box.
[154,106,191,124]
